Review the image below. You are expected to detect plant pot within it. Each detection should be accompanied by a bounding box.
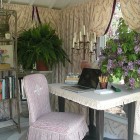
[99,82,108,89]
[36,60,48,71]
[80,60,91,70]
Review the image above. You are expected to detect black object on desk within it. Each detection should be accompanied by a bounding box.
[111,85,121,92]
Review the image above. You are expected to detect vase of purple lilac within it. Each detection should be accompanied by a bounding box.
[99,18,140,89]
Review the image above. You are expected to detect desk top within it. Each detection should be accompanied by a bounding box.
[49,83,140,110]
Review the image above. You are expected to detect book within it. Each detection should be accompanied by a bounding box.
[0,79,2,100]
[9,77,12,98]
[2,79,5,100]
[12,76,15,98]
[5,76,10,99]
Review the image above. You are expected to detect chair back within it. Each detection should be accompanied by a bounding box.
[23,74,51,125]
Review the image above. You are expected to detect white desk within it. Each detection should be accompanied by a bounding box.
[49,83,140,140]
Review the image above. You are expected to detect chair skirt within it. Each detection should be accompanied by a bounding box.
[28,112,88,140]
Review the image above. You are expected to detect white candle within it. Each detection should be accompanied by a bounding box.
[79,31,82,41]
[90,41,93,51]
[72,38,75,48]
[87,32,89,41]
[83,25,86,35]
[0,0,2,8]
[74,32,77,41]
[93,32,96,43]
[77,39,80,49]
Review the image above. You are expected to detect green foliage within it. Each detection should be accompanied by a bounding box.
[17,23,70,70]
[100,18,140,88]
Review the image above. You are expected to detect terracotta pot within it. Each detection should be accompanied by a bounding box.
[99,82,108,89]
[80,60,91,70]
[36,60,49,71]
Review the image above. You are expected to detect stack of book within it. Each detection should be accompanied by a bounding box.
[0,76,16,100]
[65,74,79,85]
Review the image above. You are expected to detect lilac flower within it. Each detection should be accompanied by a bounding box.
[134,45,140,54]
[138,68,140,75]
[107,59,113,69]
[129,78,135,88]
[118,61,124,67]
[124,71,128,76]
[136,60,140,65]
[128,61,134,70]
[117,48,122,55]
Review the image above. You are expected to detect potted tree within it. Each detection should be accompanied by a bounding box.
[17,23,70,71]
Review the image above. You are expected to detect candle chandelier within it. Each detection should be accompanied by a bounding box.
[72,25,97,61]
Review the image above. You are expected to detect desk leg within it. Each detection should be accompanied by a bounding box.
[89,108,96,137]
[58,96,65,112]
[96,110,104,140]
[128,102,135,140]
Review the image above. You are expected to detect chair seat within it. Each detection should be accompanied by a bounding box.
[29,112,88,140]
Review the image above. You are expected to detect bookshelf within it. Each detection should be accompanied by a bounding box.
[0,8,20,132]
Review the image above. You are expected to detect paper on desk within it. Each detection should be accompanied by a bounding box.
[94,89,114,95]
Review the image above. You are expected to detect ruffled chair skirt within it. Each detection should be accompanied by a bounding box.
[28,112,88,140]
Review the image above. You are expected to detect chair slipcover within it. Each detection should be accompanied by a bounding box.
[23,74,88,140]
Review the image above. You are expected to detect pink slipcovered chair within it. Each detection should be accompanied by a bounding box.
[23,74,88,140]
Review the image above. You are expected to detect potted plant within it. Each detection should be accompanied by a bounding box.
[99,18,140,89]
[17,23,70,70]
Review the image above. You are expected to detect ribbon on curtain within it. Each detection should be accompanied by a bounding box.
[32,6,42,25]
[104,0,117,35]
[120,0,140,32]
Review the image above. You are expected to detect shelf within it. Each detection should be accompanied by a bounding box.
[0,68,16,71]
[0,8,20,133]
[18,70,52,77]
[0,39,13,42]
[0,98,17,102]
[0,119,18,129]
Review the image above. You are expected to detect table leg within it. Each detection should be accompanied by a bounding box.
[89,108,96,137]
[128,102,135,140]
[96,110,104,140]
[58,96,65,112]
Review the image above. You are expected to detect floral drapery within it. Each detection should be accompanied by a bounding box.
[3,3,60,36]
[59,0,115,78]
[1,2,131,138]
[3,1,115,82]
[120,0,140,32]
